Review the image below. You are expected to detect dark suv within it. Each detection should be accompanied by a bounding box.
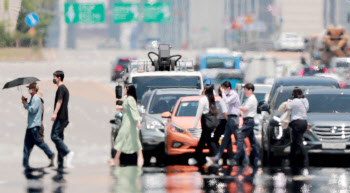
[303,89,350,154]
[260,77,340,166]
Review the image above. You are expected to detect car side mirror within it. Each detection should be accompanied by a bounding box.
[115,85,123,99]
[260,103,270,113]
[110,119,116,124]
[161,111,171,118]
[257,101,265,114]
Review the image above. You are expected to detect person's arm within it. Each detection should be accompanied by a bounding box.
[51,99,62,121]
[220,100,228,120]
[25,97,40,114]
[127,97,142,124]
[285,100,294,110]
[224,112,228,120]
[193,98,205,128]
[222,91,239,105]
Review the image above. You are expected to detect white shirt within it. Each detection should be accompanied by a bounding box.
[243,94,258,118]
[193,96,209,128]
[218,99,228,120]
[286,98,309,121]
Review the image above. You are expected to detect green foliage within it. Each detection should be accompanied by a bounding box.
[4,0,9,11]
[16,0,57,47]
[0,22,15,47]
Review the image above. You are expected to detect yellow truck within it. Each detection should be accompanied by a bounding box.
[310,27,349,67]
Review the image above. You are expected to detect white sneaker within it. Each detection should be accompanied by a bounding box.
[188,158,197,165]
[65,151,74,168]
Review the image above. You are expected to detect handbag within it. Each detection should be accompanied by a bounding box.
[201,113,218,129]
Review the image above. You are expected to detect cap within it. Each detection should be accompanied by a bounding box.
[26,82,37,88]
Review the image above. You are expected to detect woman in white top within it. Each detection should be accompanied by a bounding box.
[190,84,218,165]
[286,87,309,171]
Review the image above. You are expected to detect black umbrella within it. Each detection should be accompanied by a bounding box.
[2,77,40,89]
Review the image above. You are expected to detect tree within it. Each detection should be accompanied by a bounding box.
[16,0,58,46]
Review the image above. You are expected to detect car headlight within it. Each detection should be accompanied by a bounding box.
[307,123,313,129]
[170,123,185,134]
[146,120,164,130]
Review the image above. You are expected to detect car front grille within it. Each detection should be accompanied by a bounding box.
[313,125,350,141]
[187,128,202,139]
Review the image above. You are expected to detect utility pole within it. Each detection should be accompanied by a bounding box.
[59,0,67,49]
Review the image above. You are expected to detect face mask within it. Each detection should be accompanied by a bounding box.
[224,90,229,95]
[53,79,57,84]
[28,89,33,94]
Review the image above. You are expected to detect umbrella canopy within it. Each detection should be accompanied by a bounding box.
[2,77,40,89]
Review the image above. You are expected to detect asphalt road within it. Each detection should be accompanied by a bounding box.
[1,49,350,193]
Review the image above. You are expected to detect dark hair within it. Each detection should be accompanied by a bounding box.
[53,71,64,81]
[244,83,255,92]
[204,84,217,115]
[292,87,305,99]
[221,81,231,89]
[126,83,137,102]
[218,87,222,97]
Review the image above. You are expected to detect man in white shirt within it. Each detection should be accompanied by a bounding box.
[232,83,261,167]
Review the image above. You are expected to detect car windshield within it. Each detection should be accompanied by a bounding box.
[149,94,196,114]
[206,58,235,69]
[175,101,220,116]
[273,90,293,110]
[243,93,267,103]
[307,94,350,113]
[117,60,129,67]
[303,68,325,76]
[132,76,201,102]
[335,61,350,68]
[140,93,151,108]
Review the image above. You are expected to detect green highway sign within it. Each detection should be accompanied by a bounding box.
[143,2,171,23]
[113,3,140,23]
[65,3,105,24]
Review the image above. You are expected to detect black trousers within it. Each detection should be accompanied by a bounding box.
[289,119,309,168]
[212,119,227,148]
[51,119,70,168]
[195,118,217,164]
[23,126,54,168]
[233,118,260,165]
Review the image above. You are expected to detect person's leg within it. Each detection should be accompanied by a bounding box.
[215,121,233,161]
[51,119,70,168]
[39,124,45,142]
[294,120,309,168]
[32,127,55,159]
[114,151,122,167]
[206,128,217,156]
[233,122,250,164]
[213,119,227,148]
[289,121,298,168]
[227,116,239,159]
[23,129,34,169]
[195,127,211,164]
[246,120,260,166]
[136,150,144,167]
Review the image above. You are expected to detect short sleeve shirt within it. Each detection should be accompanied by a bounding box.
[243,95,258,118]
[286,98,309,121]
[55,85,69,120]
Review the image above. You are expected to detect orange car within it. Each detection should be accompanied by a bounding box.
[161,95,251,157]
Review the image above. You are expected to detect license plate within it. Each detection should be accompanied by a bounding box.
[322,143,346,149]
